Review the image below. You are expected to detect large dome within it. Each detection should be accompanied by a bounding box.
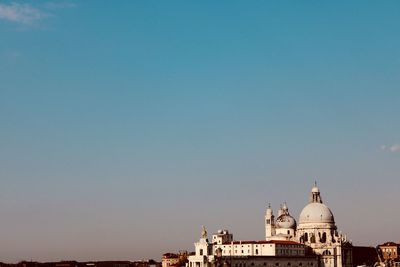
[299,202,334,224]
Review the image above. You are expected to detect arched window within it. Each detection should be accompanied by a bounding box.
[321,232,327,243]
[310,234,316,243]
[323,250,331,255]
[304,233,308,242]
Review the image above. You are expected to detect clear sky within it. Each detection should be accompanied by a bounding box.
[0,0,399,263]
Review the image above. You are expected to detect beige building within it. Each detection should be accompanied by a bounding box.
[379,242,400,261]
[162,254,180,267]
[265,184,353,267]
[226,255,318,267]
[187,183,352,267]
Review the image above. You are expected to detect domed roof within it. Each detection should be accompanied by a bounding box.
[298,183,335,225]
[276,214,297,229]
[299,202,334,224]
[276,202,297,229]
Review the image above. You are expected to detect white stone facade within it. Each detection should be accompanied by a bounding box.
[187,184,352,267]
[213,240,305,257]
[265,184,353,267]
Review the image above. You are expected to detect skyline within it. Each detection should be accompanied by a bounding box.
[1,0,400,263]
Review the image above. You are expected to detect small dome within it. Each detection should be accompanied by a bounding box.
[299,202,334,224]
[311,186,319,193]
[276,214,297,229]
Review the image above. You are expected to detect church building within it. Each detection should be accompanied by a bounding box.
[187,184,353,267]
[265,183,353,267]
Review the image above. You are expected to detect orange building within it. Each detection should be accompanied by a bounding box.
[379,242,400,261]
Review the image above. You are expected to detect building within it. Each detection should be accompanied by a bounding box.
[378,242,400,262]
[162,252,189,267]
[351,246,379,267]
[187,183,352,267]
[187,227,317,267]
[377,242,400,267]
[265,183,353,267]
[212,229,307,257]
[162,254,180,267]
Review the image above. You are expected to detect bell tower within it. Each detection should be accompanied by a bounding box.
[265,203,275,240]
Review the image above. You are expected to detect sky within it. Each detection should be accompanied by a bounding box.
[0,0,400,263]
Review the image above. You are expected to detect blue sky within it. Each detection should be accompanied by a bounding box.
[0,0,400,263]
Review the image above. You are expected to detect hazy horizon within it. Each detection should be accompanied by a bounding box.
[1,0,399,263]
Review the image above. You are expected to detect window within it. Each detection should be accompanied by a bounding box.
[200,249,203,256]
[321,232,327,243]
[323,250,331,256]
[256,249,259,255]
